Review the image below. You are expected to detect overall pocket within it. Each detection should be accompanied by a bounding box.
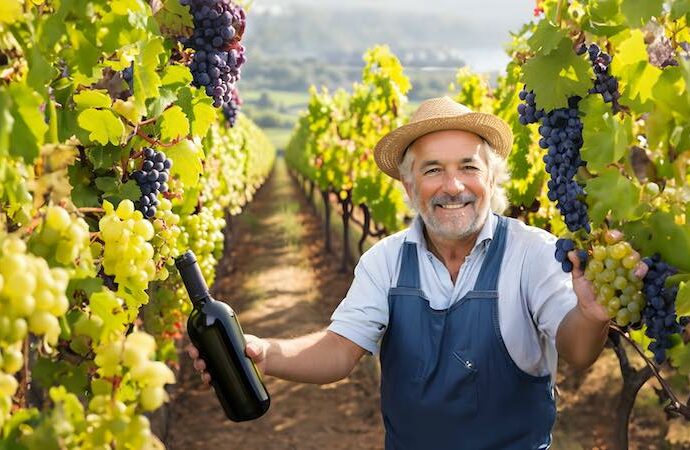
[446,350,479,417]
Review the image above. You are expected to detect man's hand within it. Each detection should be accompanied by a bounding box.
[186,334,270,387]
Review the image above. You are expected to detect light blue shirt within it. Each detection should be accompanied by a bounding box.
[328,212,577,379]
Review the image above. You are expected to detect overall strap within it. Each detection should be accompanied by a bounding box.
[395,242,421,289]
[472,215,509,292]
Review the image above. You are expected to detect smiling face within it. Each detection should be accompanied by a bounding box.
[402,130,493,241]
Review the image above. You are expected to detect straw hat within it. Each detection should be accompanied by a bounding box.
[374,96,513,180]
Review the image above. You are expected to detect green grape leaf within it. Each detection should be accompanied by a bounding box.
[73,90,112,109]
[610,30,663,112]
[161,64,193,87]
[132,37,165,111]
[87,146,126,170]
[671,0,690,20]
[585,0,628,35]
[580,96,633,171]
[159,105,190,141]
[77,109,126,145]
[676,281,690,317]
[527,21,569,56]
[585,168,641,226]
[119,179,142,202]
[165,138,203,188]
[623,212,690,272]
[177,87,217,138]
[26,46,57,94]
[154,0,194,36]
[67,164,100,207]
[651,66,690,117]
[620,0,663,27]
[9,83,48,164]
[667,340,690,374]
[0,88,14,158]
[94,176,118,193]
[147,87,178,119]
[521,38,592,110]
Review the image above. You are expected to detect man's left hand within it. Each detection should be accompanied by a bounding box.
[566,250,649,324]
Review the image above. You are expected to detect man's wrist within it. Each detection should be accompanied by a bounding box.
[576,302,610,329]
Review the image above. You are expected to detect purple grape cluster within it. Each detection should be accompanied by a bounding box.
[517,86,544,125]
[131,148,172,218]
[222,86,242,127]
[539,96,591,233]
[181,0,247,107]
[580,44,622,113]
[554,238,588,273]
[641,255,682,364]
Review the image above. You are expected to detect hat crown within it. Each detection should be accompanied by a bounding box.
[409,96,473,124]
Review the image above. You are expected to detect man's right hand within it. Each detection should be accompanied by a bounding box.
[186,334,270,387]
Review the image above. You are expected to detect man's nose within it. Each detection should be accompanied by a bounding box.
[442,172,465,194]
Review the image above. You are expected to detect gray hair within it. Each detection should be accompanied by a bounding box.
[398,139,510,214]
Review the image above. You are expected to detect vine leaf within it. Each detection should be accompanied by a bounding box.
[527,20,568,56]
[585,168,641,226]
[159,105,190,141]
[0,0,22,24]
[77,108,125,145]
[623,212,690,272]
[620,0,664,27]
[165,139,203,188]
[73,90,112,109]
[8,83,48,164]
[580,96,633,172]
[610,29,662,112]
[522,38,592,111]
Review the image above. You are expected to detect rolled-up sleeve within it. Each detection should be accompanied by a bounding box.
[525,236,577,343]
[328,246,391,355]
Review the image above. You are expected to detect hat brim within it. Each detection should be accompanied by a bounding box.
[374,112,513,180]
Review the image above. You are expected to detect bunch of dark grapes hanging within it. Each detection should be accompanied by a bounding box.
[641,255,684,364]
[517,86,544,125]
[222,85,242,127]
[131,148,172,219]
[577,43,622,113]
[180,0,247,107]
[539,96,590,233]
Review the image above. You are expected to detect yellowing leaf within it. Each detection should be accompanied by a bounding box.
[73,90,112,109]
[165,139,203,188]
[160,105,189,140]
[77,109,125,145]
[112,98,142,124]
[610,30,662,109]
[0,0,22,24]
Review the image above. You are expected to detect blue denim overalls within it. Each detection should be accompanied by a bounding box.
[379,216,556,449]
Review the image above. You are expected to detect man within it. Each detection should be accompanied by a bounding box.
[189,97,647,449]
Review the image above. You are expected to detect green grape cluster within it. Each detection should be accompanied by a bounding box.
[28,205,94,276]
[151,197,182,281]
[584,230,645,326]
[0,234,70,428]
[179,204,226,285]
[94,331,175,411]
[99,200,156,292]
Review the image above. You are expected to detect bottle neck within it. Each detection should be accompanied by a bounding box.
[178,260,210,304]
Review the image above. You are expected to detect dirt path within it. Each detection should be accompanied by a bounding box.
[165,157,384,450]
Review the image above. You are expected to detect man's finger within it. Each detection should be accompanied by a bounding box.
[202,372,212,386]
[193,358,206,372]
[633,261,649,279]
[187,344,199,359]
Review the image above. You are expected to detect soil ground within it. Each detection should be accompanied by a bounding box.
[164,158,689,450]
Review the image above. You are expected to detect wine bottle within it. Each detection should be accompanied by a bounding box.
[175,250,270,421]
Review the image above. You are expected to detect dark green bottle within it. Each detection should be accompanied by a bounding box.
[175,250,270,422]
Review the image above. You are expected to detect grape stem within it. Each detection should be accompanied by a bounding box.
[610,324,690,420]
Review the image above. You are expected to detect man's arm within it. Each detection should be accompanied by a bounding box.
[260,330,367,384]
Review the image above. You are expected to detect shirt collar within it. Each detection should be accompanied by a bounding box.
[407,211,496,255]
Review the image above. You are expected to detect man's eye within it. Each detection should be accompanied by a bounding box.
[424,168,440,175]
[464,166,479,171]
